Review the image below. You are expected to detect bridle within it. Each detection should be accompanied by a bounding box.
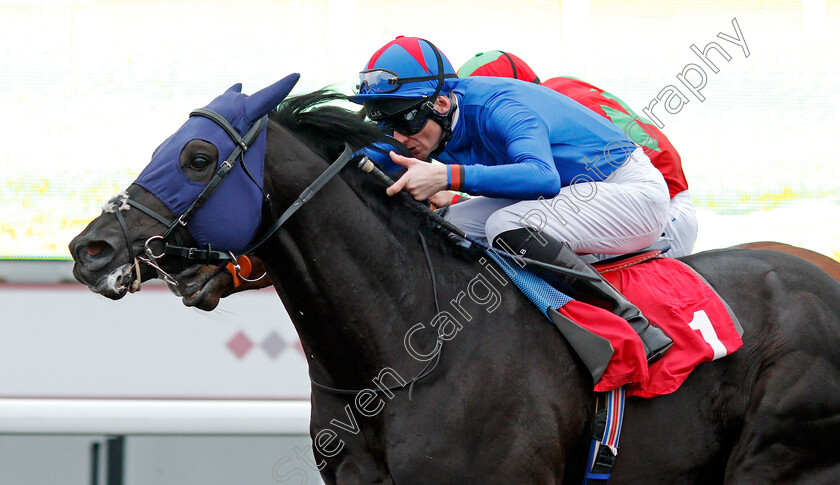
[109,107,357,289]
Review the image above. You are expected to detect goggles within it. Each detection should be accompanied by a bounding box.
[375,101,435,136]
[355,69,457,95]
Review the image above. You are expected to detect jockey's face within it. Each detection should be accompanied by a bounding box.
[390,95,450,160]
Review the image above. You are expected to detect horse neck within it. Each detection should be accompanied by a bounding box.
[258,128,452,388]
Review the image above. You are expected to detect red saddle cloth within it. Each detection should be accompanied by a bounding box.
[575,256,743,397]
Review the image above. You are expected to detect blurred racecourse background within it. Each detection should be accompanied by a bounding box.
[0,2,837,484]
[0,0,838,261]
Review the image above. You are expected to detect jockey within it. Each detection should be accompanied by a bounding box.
[351,36,673,362]
[458,50,698,258]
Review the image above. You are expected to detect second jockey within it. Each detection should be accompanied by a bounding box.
[458,50,698,258]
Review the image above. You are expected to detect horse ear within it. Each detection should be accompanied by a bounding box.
[227,83,243,93]
[243,73,301,122]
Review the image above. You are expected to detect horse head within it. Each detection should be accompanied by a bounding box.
[69,74,301,305]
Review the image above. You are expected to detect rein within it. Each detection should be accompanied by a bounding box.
[309,156,598,398]
[310,230,445,400]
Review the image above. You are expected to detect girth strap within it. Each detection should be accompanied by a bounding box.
[583,387,626,484]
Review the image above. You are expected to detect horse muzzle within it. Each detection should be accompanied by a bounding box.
[69,233,137,298]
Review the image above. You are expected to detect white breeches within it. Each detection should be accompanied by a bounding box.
[443,148,671,255]
[661,190,698,258]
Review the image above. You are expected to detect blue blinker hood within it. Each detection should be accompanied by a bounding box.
[134,74,300,253]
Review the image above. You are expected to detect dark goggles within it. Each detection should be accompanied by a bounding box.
[355,69,457,95]
[375,102,435,136]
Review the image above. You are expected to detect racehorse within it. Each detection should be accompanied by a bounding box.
[69,76,840,484]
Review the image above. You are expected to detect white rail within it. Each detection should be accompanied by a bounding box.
[0,399,311,435]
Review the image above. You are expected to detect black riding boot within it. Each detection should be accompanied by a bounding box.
[494,228,673,363]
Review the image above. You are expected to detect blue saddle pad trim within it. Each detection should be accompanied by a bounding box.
[485,250,572,315]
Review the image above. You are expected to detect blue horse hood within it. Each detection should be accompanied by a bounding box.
[134,74,300,253]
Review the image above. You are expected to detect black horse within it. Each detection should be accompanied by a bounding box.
[70,77,840,484]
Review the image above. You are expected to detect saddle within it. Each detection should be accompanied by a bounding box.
[490,241,744,397]
[543,241,672,385]
[592,239,672,274]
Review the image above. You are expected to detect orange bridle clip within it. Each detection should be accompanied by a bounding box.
[226,254,253,288]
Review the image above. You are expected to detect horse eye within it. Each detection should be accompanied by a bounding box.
[190,155,212,170]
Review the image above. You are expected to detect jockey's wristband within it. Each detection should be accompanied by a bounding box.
[447,165,465,192]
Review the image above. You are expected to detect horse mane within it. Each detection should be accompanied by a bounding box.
[267,89,474,260]
[269,89,398,156]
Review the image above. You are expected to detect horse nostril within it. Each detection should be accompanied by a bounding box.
[86,240,107,256]
[74,238,117,270]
